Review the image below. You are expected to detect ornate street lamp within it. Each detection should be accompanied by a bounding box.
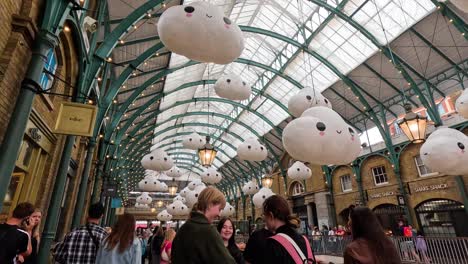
[151,208,156,213]
[156,200,164,208]
[168,179,178,196]
[198,135,217,167]
[398,103,428,143]
[261,175,273,189]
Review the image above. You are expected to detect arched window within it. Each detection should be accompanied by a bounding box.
[39,49,57,90]
[290,181,305,196]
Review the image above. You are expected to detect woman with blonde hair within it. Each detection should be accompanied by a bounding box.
[171,186,235,264]
[160,229,176,264]
[96,213,141,264]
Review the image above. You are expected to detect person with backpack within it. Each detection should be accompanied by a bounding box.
[262,195,324,264]
[53,203,107,264]
[160,229,176,264]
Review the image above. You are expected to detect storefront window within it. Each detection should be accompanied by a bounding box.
[39,49,57,90]
[373,204,405,235]
[340,174,352,192]
[415,199,467,237]
[372,166,388,185]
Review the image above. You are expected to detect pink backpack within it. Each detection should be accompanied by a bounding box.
[270,233,316,264]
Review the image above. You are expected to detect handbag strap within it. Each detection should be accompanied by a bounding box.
[270,234,305,264]
[302,235,317,263]
[85,224,100,249]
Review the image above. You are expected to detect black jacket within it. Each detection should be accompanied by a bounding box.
[227,242,244,264]
[263,225,310,264]
[243,228,273,264]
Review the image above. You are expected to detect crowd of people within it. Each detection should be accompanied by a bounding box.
[1,186,429,264]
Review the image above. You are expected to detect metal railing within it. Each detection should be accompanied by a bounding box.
[306,235,468,264]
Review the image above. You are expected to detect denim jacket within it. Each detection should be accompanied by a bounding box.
[95,238,141,264]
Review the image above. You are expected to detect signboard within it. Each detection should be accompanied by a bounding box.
[369,191,395,199]
[414,183,449,193]
[103,183,118,197]
[53,102,98,137]
[115,207,125,215]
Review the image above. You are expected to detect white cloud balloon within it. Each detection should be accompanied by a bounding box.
[173,195,186,204]
[135,203,149,209]
[220,202,235,217]
[182,132,205,150]
[141,149,174,171]
[237,137,268,161]
[200,167,222,184]
[138,175,159,192]
[287,161,312,180]
[455,89,468,119]
[186,185,206,207]
[242,180,259,195]
[136,192,152,205]
[167,166,183,178]
[157,210,173,221]
[158,2,244,64]
[187,179,205,190]
[179,187,190,197]
[288,87,332,117]
[252,187,274,208]
[420,127,468,175]
[167,200,190,216]
[214,74,252,100]
[282,106,361,165]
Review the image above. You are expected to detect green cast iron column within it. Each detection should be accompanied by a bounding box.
[0,31,58,212]
[455,176,468,215]
[38,135,76,262]
[352,165,366,205]
[71,138,97,229]
[91,141,106,203]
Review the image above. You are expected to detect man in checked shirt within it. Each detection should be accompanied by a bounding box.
[53,203,108,264]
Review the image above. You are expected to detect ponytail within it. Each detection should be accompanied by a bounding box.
[287,214,301,228]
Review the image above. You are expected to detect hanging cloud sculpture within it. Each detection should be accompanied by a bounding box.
[282,106,361,165]
[214,74,252,100]
[157,210,173,221]
[187,179,205,190]
[288,87,332,117]
[182,132,205,150]
[287,161,312,180]
[166,200,190,216]
[157,2,244,64]
[173,195,186,204]
[167,166,183,178]
[141,149,174,171]
[237,137,268,161]
[186,185,206,207]
[136,192,152,205]
[242,180,259,195]
[179,187,190,197]
[135,203,149,209]
[252,187,274,208]
[420,126,468,175]
[200,167,222,184]
[220,202,235,217]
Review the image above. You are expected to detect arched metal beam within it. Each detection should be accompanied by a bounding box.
[118,106,283,163]
[308,0,443,125]
[121,119,282,174]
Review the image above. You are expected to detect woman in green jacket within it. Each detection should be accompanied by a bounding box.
[171,186,236,264]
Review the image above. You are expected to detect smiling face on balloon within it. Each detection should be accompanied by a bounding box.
[420,127,468,175]
[283,106,361,165]
[158,2,244,64]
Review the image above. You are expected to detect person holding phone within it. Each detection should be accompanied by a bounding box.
[0,202,34,264]
[21,209,42,264]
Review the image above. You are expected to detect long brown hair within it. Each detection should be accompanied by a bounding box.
[349,206,398,263]
[105,213,136,253]
[161,229,176,249]
[263,195,300,228]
